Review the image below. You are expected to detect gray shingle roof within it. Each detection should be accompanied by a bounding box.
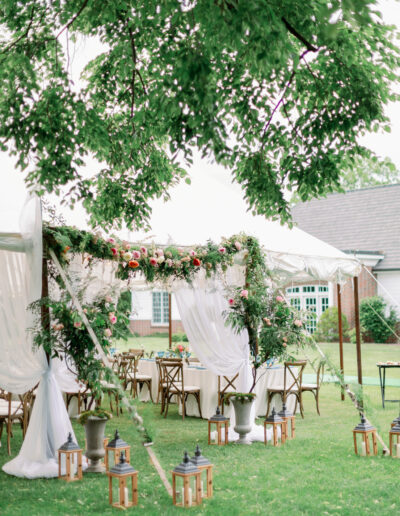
[291,184,400,271]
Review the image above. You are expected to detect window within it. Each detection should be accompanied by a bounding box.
[321,297,329,313]
[285,284,332,334]
[152,291,169,325]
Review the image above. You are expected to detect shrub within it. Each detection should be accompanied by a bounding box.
[171,332,189,342]
[314,307,349,342]
[359,296,398,343]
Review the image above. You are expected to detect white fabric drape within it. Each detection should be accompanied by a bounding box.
[0,195,79,478]
[174,281,266,442]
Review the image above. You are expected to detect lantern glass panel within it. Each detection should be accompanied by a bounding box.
[173,475,199,507]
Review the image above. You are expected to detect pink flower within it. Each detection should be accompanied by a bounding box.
[74,321,82,329]
[108,238,116,244]
[189,250,196,256]
[282,342,287,347]
[104,328,112,338]
[218,247,226,254]
[178,345,184,352]
[111,247,118,256]
[140,246,148,256]
[294,319,303,327]
[105,296,113,303]
[150,257,158,266]
[156,248,164,257]
[263,317,272,326]
[234,241,241,251]
[228,298,235,305]
[240,289,248,299]
[109,315,117,324]
[276,296,284,303]
[166,258,173,267]
[57,323,64,331]
[283,337,287,342]
[132,250,141,259]
[124,242,131,250]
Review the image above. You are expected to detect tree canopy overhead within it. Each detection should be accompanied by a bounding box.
[0,0,399,229]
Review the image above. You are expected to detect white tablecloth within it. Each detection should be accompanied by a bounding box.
[137,359,297,419]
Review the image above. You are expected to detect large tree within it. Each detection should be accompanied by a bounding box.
[0,0,399,229]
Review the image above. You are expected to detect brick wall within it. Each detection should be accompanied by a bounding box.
[333,266,377,328]
[130,319,185,336]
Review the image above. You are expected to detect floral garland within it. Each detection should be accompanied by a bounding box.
[43,224,257,284]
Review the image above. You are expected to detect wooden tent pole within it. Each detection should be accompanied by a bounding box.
[41,244,51,365]
[168,294,172,349]
[353,276,363,385]
[337,284,344,401]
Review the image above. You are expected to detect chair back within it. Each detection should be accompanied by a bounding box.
[283,361,307,398]
[161,360,184,392]
[218,373,239,398]
[129,349,144,357]
[316,361,325,388]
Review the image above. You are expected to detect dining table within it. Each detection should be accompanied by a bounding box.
[137,358,297,419]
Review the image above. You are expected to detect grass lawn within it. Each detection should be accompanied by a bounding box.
[1,343,400,515]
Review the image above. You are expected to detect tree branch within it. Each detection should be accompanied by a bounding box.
[0,6,35,54]
[282,17,318,52]
[56,0,89,39]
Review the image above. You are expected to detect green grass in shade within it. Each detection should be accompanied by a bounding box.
[1,343,400,515]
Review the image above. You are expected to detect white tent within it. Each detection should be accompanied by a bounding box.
[0,179,360,475]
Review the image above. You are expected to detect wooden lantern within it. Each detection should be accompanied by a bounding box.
[264,408,286,446]
[58,432,83,482]
[389,421,400,458]
[278,403,295,440]
[107,451,138,509]
[172,451,202,508]
[105,429,131,471]
[208,407,229,445]
[190,445,213,499]
[353,414,377,456]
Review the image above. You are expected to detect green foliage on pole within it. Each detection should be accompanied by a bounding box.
[0,1,399,228]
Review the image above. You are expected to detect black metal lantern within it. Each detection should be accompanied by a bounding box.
[172,451,202,508]
[264,408,286,446]
[105,429,131,471]
[107,451,138,509]
[208,407,229,445]
[58,432,83,482]
[353,414,377,456]
[190,445,213,499]
[278,403,296,440]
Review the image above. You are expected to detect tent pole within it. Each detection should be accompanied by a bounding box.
[337,284,344,401]
[41,244,51,365]
[168,293,172,349]
[353,276,363,385]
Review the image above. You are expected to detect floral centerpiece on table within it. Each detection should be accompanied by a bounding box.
[171,344,191,359]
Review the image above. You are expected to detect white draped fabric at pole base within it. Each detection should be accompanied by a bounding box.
[174,280,267,442]
[0,196,79,478]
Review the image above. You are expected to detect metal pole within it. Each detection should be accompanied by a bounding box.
[168,293,172,349]
[353,276,363,385]
[337,284,344,401]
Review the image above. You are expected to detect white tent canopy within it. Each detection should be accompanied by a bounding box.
[131,167,361,284]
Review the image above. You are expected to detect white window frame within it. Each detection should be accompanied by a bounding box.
[285,283,332,334]
[151,290,170,326]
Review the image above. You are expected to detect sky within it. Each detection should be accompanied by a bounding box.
[1,1,400,238]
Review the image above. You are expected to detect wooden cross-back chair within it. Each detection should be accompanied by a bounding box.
[0,388,32,455]
[266,360,307,418]
[156,357,182,412]
[161,360,202,420]
[218,373,239,414]
[65,382,95,415]
[298,361,325,415]
[117,352,153,402]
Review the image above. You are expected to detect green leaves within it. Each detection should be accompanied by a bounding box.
[0,0,399,228]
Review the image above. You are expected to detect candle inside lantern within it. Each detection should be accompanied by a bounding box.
[201,480,204,498]
[124,487,129,507]
[361,442,366,456]
[188,487,192,507]
[396,443,400,459]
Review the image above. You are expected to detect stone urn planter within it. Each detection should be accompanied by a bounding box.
[78,409,111,473]
[230,394,256,445]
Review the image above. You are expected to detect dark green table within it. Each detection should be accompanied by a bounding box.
[377,364,400,408]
